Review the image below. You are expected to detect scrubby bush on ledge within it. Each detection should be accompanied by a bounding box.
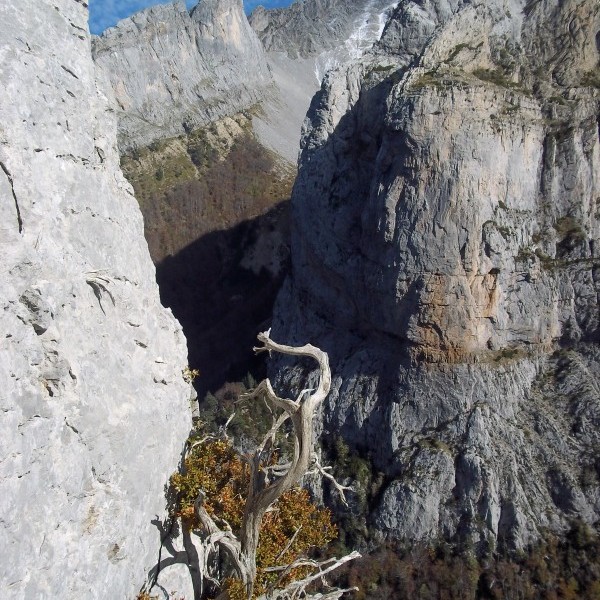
[161,332,360,600]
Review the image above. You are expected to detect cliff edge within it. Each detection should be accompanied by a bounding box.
[271,0,600,550]
[0,1,191,597]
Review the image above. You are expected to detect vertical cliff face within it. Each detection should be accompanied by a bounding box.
[93,0,404,164]
[0,2,191,598]
[92,0,272,152]
[248,0,401,162]
[249,0,398,60]
[271,0,600,548]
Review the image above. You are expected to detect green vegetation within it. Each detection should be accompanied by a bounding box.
[581,68,600,89]
[545,121,575,145]
[368,63,396,74]
[490,37,521,76]
[187,127,219,170]
[411,71,445,91]
[199,374,294,450]
[473,68,524,91]
[417,436,452,455]
[554,216,586,243]
[182,366,200,383]
[120,115,295,264]
[445,43,471,64]
[492,346,526,362]
[482,220,512,240]
[191,372,600,600]
[548,94,569,106]
[320,436,386,553]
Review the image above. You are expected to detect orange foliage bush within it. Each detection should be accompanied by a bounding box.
[170,439,337,598]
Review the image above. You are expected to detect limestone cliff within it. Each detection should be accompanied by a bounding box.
[93,0,402,164]
[271,0,600,549]
[249,0,400,161]
[92,0,272,152]
[249,0,398,60]
[0,1,191,598]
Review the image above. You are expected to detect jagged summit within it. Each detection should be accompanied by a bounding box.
[249,0,398,79]
[190,0,251,44]
[250,0,396,56]
[248,0,401,159]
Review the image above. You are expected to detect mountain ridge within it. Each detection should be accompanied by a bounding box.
[92,0,271,152]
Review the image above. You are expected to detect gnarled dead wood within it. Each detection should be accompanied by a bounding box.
[184,330,359,599]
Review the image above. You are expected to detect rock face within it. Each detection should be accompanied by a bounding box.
[0,2,191,598]
[249,0,398,60]
[271,0,600,549]
[92,0,271,151]
[93,0,402,163]
[249,0,401,161]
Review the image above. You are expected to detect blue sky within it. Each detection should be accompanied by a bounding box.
[88,0,293,35]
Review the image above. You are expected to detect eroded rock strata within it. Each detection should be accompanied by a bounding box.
[92,0,271,152]
[271,0,600,549]
[0,1,191,598]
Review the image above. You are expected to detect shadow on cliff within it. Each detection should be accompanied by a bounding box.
[156,201,290,399]
[269,70,411,460]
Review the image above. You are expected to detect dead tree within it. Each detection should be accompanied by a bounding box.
[183,330,360,600]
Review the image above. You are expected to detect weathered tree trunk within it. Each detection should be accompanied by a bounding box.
[186,330,358,599]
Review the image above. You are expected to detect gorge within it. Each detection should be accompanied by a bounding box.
[1,0,599,598]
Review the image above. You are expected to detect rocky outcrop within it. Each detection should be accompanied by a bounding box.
[271,0,600,550]
[250,0,400,163]
[92,0,271,151]
[249,0,398,61]
[0,2,191,598]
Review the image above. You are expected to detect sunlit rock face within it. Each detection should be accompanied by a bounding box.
[94,0,403,164]
[0,2,191,598]
[249,0,399,61]
[271,0,600,549]
[92,0,272,152]
[248,0,402,162]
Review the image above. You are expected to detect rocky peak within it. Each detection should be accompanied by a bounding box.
[192,0,243,26]
[250,0,400,62]
[246,0,401,161]
[191,0,264,55]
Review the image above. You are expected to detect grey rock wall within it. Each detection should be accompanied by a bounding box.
[249,0,397,60]
[250,0,363,58]
[250,0,400,163]
[92,0,272,152]
[93,0,402,165]
[0,1,191,598]
[271,0,600,549]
